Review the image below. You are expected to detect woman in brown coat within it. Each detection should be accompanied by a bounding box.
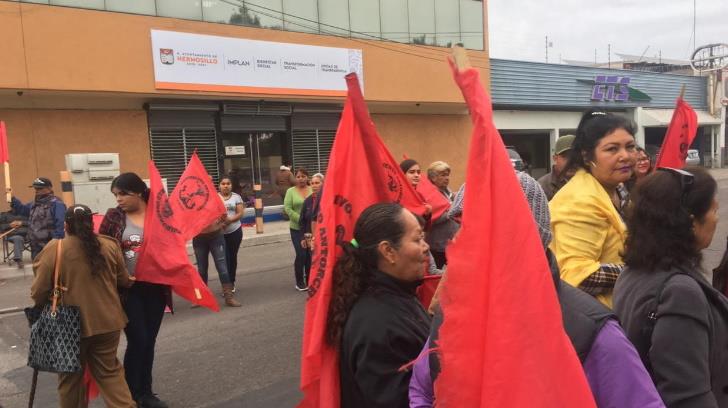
[31,204,136,408]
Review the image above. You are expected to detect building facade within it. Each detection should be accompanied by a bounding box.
[490,59,724,179]
[0,0,488,206]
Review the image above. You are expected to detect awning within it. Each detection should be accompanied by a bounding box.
[641,108,723,127]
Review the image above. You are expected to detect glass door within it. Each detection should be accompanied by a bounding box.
[222,132,287,207]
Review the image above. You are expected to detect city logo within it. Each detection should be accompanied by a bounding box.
[577,76,652,102]
[160,48,174,65]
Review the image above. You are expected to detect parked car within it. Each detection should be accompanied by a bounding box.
[506,148,525,171]
[686,149,700,166]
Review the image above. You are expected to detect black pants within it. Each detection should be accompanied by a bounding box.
[223,228,243,284]
[290,229,309,288]
[123,282,166,401]
[431,250,447,269]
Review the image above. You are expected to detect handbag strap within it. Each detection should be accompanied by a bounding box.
[50,239,64,315]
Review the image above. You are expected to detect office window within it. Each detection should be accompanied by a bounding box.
[317,0,349,36]
[435,0,460,47]
[282,0,318,33]
[380,0,408,43]
[203,0,260,27]
[460,0,484,50]
[409,0,435,45]
[244,0,284,29]
[106,0,156,15]
[349,0,380,40]
[156,0,202,20]
[50,0,104,9]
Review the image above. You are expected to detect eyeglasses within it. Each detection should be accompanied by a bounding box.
[656,167,694,201]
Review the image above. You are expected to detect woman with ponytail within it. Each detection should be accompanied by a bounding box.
[32,204,136,407]
[326,203,431,408]
[549,109,637,308]
[99,173,170,408]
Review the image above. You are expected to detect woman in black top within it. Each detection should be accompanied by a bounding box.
[326,203,431,408]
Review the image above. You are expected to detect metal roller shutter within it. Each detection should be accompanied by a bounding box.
[291,129,336,174]
[149,128,220,192]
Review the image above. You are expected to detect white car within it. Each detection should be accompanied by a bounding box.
[686,149,700,166]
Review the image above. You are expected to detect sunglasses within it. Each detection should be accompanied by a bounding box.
[656,167,694,201]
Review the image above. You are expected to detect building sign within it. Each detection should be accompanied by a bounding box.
[224,146,246,156]
[151,30,363,97]
[591,75,630,101]
[576,76,652,103]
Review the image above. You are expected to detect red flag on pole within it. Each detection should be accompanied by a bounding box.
[0,121,9,163]
[654,97,698,169]
[416,174,451,221]
[134,156,221,311]
[434,54,596,407]
[298,73,426,408]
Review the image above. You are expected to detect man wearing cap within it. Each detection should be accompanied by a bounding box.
[11,177,66,260]
[538,135,576,201]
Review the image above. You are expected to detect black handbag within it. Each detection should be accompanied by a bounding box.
[26,239,82,374]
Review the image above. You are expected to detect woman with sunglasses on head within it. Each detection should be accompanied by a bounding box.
[614,167,728,408]
[32,204,136,408]
[625,146,653,193]
[99,173,170,408]
[549,109,636,308]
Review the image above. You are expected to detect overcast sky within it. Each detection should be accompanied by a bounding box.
[487,0,728,64]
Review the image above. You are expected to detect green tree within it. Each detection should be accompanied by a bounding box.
[229,4,262,27]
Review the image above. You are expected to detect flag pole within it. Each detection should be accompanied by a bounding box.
[4,162,10,204]
[452,44,471,70]
[679,84,686,99]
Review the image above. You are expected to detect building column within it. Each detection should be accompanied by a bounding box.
[549,128,560,166]
[633,107,646,147]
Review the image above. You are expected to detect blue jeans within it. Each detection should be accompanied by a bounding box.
[192,231,231,285]
[290,229,309,288]
[8,235,24,261]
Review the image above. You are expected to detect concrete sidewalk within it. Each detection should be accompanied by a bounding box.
[0,220,291,282]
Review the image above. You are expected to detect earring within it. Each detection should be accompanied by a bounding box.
[589,161,597,168]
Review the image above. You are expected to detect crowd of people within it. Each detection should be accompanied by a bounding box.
[324,109,728,408]
[17,105,728,407]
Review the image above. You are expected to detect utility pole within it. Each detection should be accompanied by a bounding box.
[594,49,597,65]
[608,44,611,68]
[545,36,549,63]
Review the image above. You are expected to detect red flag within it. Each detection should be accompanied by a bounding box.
[0,121,9,163]
[416,174,451,221]
[654,97,698,169]
[434,60,596,407]
[298,73,426,408]
[134,158,220,311]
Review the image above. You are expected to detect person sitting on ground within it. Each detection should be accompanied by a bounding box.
[11,177,66,260]
[538,134,576,201]
[329,203,431,408]
[0,210,29,268]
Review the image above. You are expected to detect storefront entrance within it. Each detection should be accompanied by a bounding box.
[222,132,289,207]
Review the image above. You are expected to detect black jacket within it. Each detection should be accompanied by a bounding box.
[339,270,430,408]
[614,264,728,408]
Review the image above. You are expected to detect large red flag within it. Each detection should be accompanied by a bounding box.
[416,174,450,221]
[655,97,698,169]
[299,73,426,408]
[134,157,221,311]
[434,58,596,407]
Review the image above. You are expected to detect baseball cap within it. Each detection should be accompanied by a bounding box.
[555,135,576,155]
[30,177,53,188]
[280,165,291,171]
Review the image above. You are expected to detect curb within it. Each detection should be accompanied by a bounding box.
[0,306,21,315]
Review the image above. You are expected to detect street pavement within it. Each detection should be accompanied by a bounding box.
[2,169,728,407]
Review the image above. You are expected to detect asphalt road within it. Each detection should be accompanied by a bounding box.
[2,171,728,408]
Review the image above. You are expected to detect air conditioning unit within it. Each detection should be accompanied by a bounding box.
[65,153,121,214]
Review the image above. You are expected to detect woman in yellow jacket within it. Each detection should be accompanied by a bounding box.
[550,109,637,308]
